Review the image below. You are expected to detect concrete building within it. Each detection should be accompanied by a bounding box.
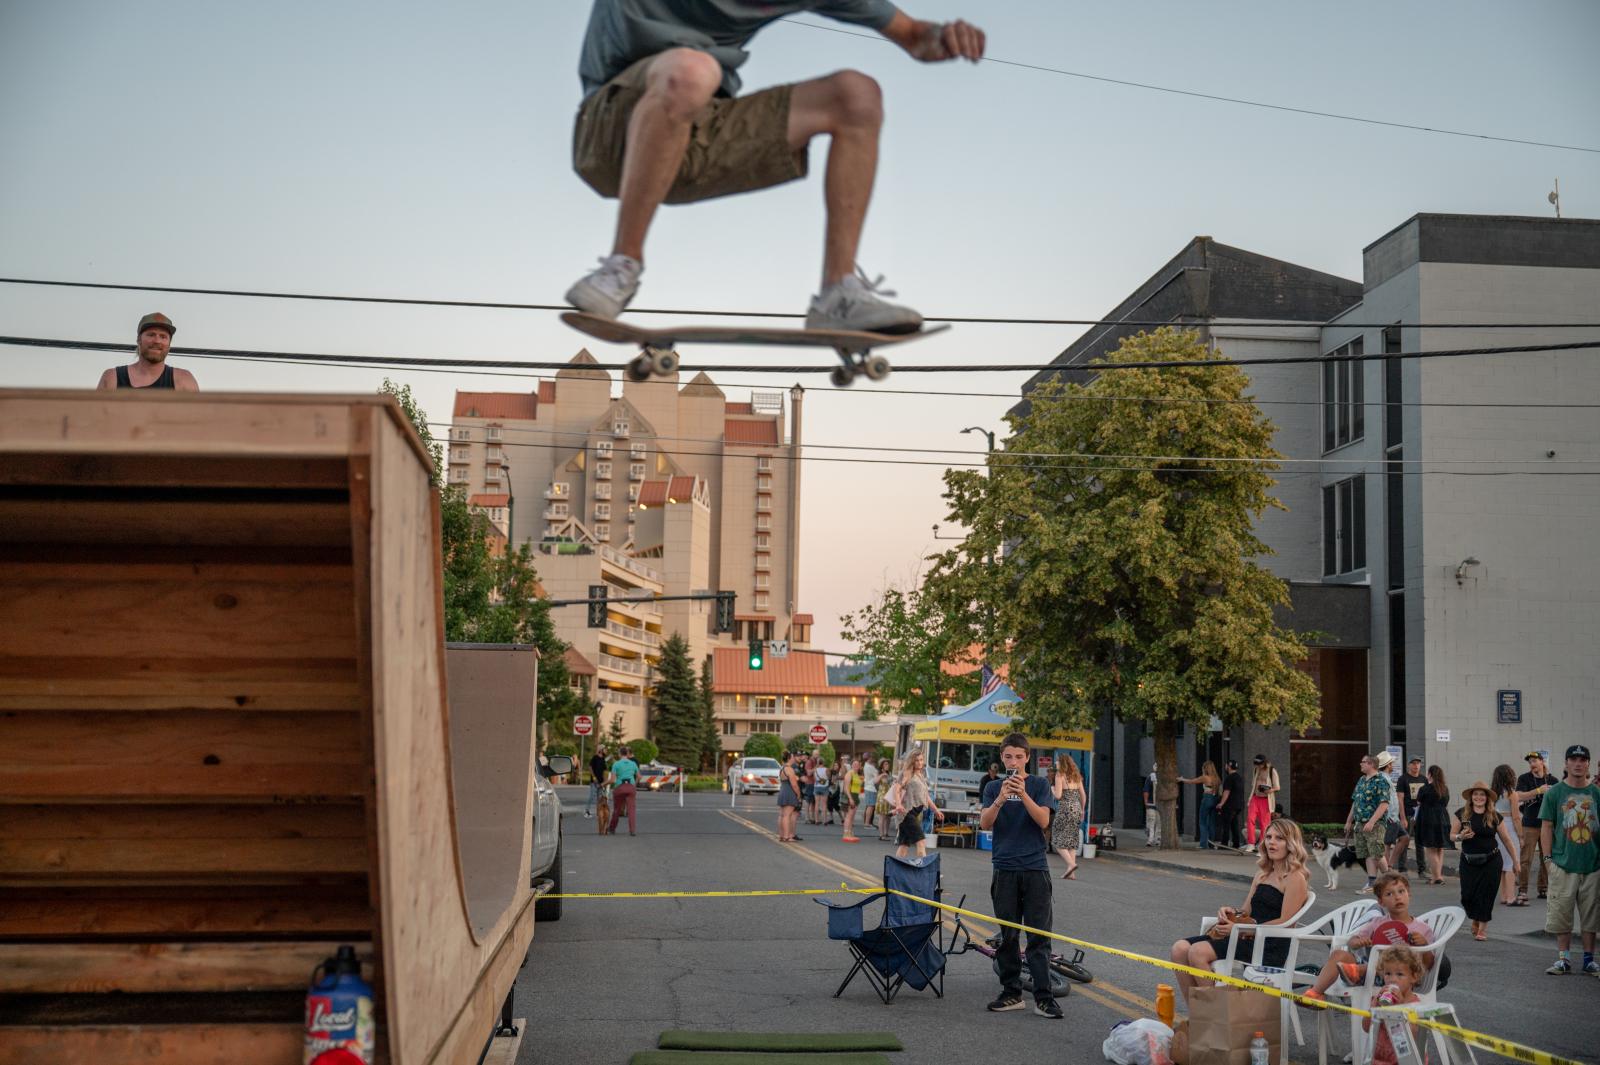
[1016,215,1600,829]
[713,648,896,766]
[449,352,813,746]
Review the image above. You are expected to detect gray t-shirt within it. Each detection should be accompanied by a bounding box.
[579,0,900,99]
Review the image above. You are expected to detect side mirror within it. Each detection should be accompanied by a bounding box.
[546,754,575,777]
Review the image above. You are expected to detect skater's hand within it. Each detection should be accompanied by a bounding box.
[1348,935,1371,950]
[908,18,986,63]
[1406,931,1428,946]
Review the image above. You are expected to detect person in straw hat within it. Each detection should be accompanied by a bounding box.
[1450,779,1518,941]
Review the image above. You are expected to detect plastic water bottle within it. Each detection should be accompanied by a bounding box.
[304,944,375,1064]
[1249,1030,1270,1065]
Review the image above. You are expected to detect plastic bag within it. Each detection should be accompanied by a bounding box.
[1103,1018,1175,1065]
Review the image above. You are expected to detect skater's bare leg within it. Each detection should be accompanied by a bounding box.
[612,48,722,262]
[788,70,883,287]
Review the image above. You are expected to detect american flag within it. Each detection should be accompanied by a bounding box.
[979,664,1003,697]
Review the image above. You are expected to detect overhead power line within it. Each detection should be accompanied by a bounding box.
[425,419,1596,469]
[779,19,1600,156]
[449,432,1600,477]
[5,277,1600,331]
[5,334,1597,375]
[21,342,1599,410]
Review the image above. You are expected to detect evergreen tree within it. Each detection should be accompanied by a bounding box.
[924,329,1321,848]
[605,708,627,749]
[698,653,721,772]
[649,633,702,768]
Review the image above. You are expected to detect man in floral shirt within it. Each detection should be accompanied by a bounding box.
[1344,753,1393,894]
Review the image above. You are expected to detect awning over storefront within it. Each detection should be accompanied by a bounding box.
[910,683,1093,751]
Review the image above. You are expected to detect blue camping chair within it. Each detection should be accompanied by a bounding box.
[815,853,969,1003]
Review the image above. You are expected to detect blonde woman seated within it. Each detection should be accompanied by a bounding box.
[1169,817,1312,1005]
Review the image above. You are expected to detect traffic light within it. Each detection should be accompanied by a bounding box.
[748,637,764,671]
[714,591,735,634]
[586,584,608,628]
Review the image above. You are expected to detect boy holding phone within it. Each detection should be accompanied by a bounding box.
[979,732,1061,1018]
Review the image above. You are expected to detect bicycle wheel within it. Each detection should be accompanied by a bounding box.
[992,956,1072,997]
[1049,956,1094,984]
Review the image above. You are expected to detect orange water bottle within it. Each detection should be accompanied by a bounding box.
[1156,983,1175,1028]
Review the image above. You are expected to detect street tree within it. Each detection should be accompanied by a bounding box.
[698,654,721,772]
[743,734,784,759]
[605,709,627,749]
[380,380,586,737]
[650,633,702,769]
[840,585,977,716]
[923,329,1321,848]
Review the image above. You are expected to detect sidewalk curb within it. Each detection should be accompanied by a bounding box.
[1097,848,1258,884]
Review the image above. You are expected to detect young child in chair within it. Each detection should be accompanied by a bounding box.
[1303,871,1434,1001]
[1365,946,1426,1065]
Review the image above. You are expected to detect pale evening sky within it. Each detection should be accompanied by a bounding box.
[3,1,1598,651]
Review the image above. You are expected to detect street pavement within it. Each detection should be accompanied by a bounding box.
[516,789,1595,1064]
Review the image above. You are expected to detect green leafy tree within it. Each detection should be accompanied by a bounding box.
[785,733,836,765]
[840,586,977,716]
[742,734,784,759]
[923,329,1321,848]
[697,654,721,772]
[650,634,702,768]
[628,738,659,766]
[380,380,586,736]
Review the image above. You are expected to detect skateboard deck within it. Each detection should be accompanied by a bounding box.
[561,311,948,386]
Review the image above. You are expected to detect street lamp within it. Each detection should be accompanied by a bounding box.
[502,461,514,549]
[960,425,996,453]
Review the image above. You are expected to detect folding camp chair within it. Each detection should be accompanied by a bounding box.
[815,853,968,1004]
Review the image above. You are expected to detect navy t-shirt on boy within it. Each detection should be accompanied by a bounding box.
[981,775,1057,871]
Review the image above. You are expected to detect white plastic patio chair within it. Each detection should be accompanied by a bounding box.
[1318,904,1466,1065]
[1194,890,1318,1065]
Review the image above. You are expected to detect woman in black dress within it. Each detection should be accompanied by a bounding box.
[1450,780,1518,941]
[1169,817,1311,1005]
[1416,765,1452,883]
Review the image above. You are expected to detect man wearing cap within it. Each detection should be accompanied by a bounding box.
[1540,744,1600,975]
[1396,756,1428,874]
[1517,751,1558,900]
[96,313,199,391]
[1344,752,1393,894]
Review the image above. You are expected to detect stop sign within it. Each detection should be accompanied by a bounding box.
[809,724,829,745]
[573,715,594,736]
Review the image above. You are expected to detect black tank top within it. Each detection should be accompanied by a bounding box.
[115,364,176,389]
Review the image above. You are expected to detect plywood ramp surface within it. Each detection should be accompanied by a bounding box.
[0,391,539,1064]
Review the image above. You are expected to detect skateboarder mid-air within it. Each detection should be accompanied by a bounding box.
[566,1,985,335]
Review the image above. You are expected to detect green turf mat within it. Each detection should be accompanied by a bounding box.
[627,1049,896,1055]
[658,1032,903,1052]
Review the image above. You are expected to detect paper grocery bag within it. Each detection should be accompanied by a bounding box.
[1187,985,1281,1065]
[1169,1017,1190,1065]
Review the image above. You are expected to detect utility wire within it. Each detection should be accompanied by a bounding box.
[23,344,1599,410]
[462,432,1600,477]
[5,334,1597,375]
[779,19,1600,155]
[426,419,1595,469]
[5,277,1600,331]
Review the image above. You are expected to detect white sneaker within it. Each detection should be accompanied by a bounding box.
[566,254,642,319]
[805,268,923,334]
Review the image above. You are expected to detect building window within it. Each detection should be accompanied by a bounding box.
[451,428,471,441]
[548,502,568,518]
[755,592,770,611]
[1321,338,1364,451]
[755,496,772,512]
[594,503,611,520]
[757,475,772,492]
[450,447,469,463]
[449,467,469,483]
[595,482,612,500]
[1388,593,1406,746]
[630,444,646,460]
[751,721,781,734]
[595,461,612,480]
[487,425,503,441]
[595,523,611,540]
[629,463,645,481]
[1322,475,1366,576]
[754,696,777,715]
[754,574,770,589]
[756,533,770,549]
[756,515,771,531]
[1290,648,1370,822]
[613,420,630,437]
[722,721,738,736]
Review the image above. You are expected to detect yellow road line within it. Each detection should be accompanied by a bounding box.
[720,809,1148,1022]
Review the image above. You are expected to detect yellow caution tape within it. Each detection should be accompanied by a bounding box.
[544,882,1581,1065]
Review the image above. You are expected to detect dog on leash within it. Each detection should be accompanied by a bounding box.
[1308,833,1363,890]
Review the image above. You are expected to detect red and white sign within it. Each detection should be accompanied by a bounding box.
[809,724,829,745]
[573,715,594,737]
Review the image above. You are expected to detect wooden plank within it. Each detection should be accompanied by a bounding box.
[0,1023,303,1064]
[0,499,351,547]
[0,940,370,993]
[0,657,360,711]
[0,453,350,490]
[0,885,372,939]
[0,575,356,661]
[0,395,363,458]
[480,1017,527,1065]
[5,803,367,840]
[0,547,352,581]
[0,710,364,802]
[425,899,535,1065]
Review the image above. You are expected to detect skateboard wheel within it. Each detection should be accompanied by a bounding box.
[829,366,855,388]
[625,355,652,382]
[861,354,891,381]
[648,347,679,376]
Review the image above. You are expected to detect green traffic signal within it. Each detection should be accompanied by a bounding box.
[748,637,764,671]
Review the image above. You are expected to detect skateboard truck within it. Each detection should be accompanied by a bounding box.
[829,347,891,388]
[625,345,680,383]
